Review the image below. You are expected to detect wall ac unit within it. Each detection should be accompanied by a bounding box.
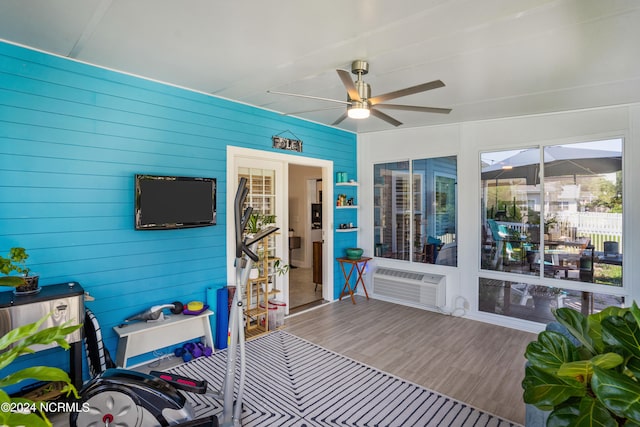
[372,267,446,309]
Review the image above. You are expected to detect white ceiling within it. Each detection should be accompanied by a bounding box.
[1,0,639,133]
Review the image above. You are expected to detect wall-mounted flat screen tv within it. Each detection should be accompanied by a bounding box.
[135,174,217,230]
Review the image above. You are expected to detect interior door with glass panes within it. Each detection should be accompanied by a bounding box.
[236,159,287,312]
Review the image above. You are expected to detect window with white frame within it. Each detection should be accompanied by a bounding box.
[373,156,457,266]
[479,138,623,321]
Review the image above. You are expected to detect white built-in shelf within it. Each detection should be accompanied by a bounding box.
[336,181,358,232]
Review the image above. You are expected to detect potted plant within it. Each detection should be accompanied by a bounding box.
[0,313,82,427]
[523,303,640,425]
[0,247,40,294]
[245,213,263,235]
[245,214,263,278]
[527,285,563,316]
[246,213,278,233]
[526,212,558,238]
[273,259,289,276]
[262,214,276,227]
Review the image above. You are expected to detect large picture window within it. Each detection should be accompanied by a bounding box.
[374,156,457,266]
[479,139,623,320]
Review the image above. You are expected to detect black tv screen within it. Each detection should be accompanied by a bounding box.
[135,174,217,230]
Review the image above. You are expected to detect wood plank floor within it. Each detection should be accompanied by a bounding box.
[289,267,323,310]
[283,296,537,425]
[51,297,536,426]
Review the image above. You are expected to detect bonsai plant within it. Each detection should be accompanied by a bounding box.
[523,303,640,425]
[0,313,82,427]
[0,247,39,293]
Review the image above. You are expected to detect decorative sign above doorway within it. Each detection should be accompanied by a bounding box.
[272,131,303,153]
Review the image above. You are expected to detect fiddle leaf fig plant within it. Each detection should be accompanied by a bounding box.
[523,303,640,426]
[0,313,82,427]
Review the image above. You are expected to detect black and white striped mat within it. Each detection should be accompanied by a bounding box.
[169,331,520,427]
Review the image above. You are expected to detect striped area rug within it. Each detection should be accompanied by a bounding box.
[169,331,520,427]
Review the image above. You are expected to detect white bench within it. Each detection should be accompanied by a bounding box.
[114,310,214,368]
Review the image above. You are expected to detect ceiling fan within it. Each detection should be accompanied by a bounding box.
[268,60,452,127]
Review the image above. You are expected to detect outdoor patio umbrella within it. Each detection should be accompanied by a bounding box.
[481,145,621,184]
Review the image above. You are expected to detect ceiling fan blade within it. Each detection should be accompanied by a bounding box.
[336,69,361,102]
[371,109,402,127]
[369,80,446,105]
[374,104,452,114]
[282,106,345,115]
[332,111,348,126]
[267,90,351,105]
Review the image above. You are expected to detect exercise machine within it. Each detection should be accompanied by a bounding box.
[70,178,276,427]
[215,176,279,426]
[70,369,217,426]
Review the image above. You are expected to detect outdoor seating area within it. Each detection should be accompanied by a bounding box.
[486,219,527,268]
[483,215,622,286]
[479,140,624,332]
[481,140,623,292]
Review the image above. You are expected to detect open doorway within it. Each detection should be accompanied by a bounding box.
[226,146,333,317]
[288,165,325,312]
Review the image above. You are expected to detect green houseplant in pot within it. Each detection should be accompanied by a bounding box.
[0,247,40,294]
[0,313,82,427]
[245,213,264,235]
[523,303,640,426]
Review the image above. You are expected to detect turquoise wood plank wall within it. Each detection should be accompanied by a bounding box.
[0,41,357,382]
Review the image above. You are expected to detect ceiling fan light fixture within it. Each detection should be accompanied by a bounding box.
[269,60,451,127]
[347,101,370,119]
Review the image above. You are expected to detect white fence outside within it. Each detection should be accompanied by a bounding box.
[497,212,622,252]
[557,212,622,252]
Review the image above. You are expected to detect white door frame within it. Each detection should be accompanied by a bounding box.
[226,146,334,314]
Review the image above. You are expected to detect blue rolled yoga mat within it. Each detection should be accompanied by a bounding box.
[214,287,229,350]
[206,286,218,348]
